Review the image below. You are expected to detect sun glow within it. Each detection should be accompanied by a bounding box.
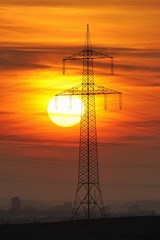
[47,96,83,127]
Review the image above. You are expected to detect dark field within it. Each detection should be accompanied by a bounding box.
[0,216,160,239]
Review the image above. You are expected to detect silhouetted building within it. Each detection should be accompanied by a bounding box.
[105,206,111,216]
[128,204,139,216]
[11,197,22,210]
[64,202,72,211]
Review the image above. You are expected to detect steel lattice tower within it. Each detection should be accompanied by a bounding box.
[55,25,122,219]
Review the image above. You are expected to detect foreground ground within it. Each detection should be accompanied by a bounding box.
[0,216,160,239]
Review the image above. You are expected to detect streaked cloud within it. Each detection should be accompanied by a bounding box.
[0,0,160,7]
[0,46,159,83]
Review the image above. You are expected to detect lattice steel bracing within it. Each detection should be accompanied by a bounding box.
[56,25,122,219]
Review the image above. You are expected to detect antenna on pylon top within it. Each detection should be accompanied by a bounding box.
[84,24,92,51]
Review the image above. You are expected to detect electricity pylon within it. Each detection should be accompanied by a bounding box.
[55,25,122,219]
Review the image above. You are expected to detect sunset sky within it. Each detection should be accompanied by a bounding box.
[0,0,160,205]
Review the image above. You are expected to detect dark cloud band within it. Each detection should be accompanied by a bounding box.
[0,0,159,7]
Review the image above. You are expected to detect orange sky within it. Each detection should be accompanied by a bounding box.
[0,0,160,205]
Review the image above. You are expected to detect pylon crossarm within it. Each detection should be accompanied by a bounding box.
[93,84,122,110]
[93,84,121,95]
[63,50,113,60]
[63,51,85,61]
[62,50,114,74]
[55,83,122,96]
[89,51,114,74]
[55,83,122,109]
[90,50,113,59]
[55,84,82,96]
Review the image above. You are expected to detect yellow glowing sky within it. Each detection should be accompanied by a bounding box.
[0,0,160,203]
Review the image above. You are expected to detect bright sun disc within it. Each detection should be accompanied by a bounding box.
[47,96,83,127]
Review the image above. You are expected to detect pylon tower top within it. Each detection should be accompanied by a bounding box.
[84,24,92,50]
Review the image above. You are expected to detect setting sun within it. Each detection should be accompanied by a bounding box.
[47,96,83,127]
